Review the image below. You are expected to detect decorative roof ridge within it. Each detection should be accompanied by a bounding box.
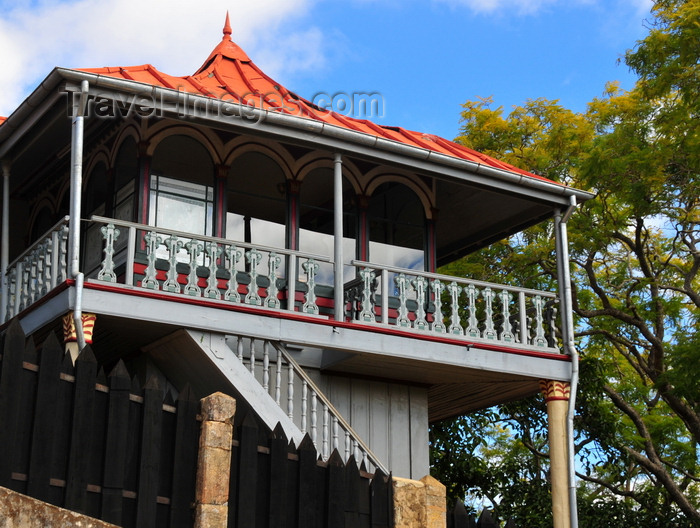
[60,14,578,189]
[195,12,250,75]
[79,64,154,74]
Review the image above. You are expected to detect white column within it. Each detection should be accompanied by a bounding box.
[333,153,344,322]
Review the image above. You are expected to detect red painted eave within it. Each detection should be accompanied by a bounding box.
[75,15,558,186]
[0,117,6,126]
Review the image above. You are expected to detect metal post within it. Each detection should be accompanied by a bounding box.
[555,196,579,528]
[553,210,567,344]
[68,80,89,350]
[1,161,9,322]
[333,153,344,322]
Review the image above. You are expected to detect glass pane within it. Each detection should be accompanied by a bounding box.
[299,228,356,284]
[155,193,207,235]
[150,175,212,236]
[250,218,285,248]
[369,241,424,271]
[225,212,245,242]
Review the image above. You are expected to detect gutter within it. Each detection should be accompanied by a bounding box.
[68,80,89,351]
[53,68,595,204]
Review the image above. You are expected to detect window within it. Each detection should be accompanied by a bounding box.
[368,182,426,271]
[113,136,138,225]
[149,175,213,236]
[226,151,287,248]
[149,135,215,236]
[83,162,109,273]
[299,167,357,284]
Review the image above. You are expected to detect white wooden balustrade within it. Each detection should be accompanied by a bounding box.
[4,217,69,320]
[346,260,560,352]
[90,216,330,314]
[3,216,562,355]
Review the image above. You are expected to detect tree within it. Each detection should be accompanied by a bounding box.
[431,1,699,525]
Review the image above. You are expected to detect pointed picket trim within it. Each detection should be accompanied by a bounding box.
[477,508,498,528]
[0,323,202,527]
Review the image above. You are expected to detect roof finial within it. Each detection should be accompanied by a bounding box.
[223,11,232,41]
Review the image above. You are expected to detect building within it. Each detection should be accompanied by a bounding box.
[0,14,593,528]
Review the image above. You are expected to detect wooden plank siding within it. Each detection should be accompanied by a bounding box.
[227,411,394,528]
[0,319,396,528]
[0,320,200,528]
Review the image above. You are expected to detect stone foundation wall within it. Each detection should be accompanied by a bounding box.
[393,475,446,528]
[0,486,119,528]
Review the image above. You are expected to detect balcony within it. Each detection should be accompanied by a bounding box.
[5,215,561,356]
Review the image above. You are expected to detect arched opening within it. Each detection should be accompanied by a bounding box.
[299,167,358,284]
[30,206,55,243]
[150,135,215,236]
[113,136,138,223]
[225,151,287,248]
[83,162,109,272]
[368,182,426,271]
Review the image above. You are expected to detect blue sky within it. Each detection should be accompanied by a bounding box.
[0,0,653,141]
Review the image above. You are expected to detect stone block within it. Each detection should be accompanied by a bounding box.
[199,421,233,450]
[200,392,236,423]
[393,475,447,528]
[193,503,228,528]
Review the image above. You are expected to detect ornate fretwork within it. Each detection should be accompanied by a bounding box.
[184,240,204,296]
[62,312,97,344]
[97,224,119,283]
[412,275,429,331]
[245,249,263,306]
[394,273,411,328]
[163,234,184,293]
[265,252,282,308]
[430,279,446,333]
[539,380,571,402]
[141,231,163,290]
[447,281,463,335]
[301,259,319,314]
[224,245,242,302]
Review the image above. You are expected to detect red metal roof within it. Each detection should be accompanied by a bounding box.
[0,117,6,126]
[77,14,550,183]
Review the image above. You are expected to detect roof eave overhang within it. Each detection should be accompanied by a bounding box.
[0,68,67,160]
[2,68,595,208]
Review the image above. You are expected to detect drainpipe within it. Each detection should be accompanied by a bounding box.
[333,153,344,322]
[1,160,9,323]
[68,80,89,351]
[557,195,579,528]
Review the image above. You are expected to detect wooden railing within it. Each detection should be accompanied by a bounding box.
[4,216,69,321]
[346,260,560,352]
[4,216,561,353]
[227,335,388,474]
[90,216,330,314]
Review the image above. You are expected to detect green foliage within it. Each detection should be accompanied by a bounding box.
[430,1,699,525]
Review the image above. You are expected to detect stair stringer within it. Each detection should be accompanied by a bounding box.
[184,329,305,446]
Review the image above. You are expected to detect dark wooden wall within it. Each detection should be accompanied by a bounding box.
[0,319,395,528]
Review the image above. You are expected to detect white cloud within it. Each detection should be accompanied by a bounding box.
[433,0,654,17]
[0,0,325,117]
[433,0,558,15]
